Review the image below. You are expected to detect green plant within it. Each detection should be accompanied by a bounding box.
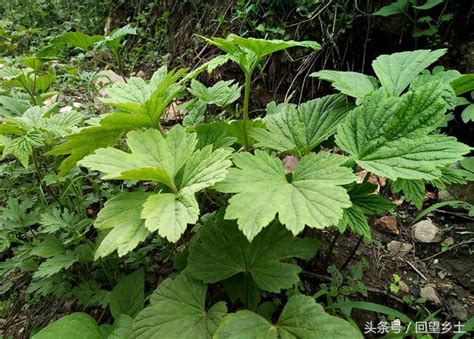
[2,33,472,337]
[373,0,453,45]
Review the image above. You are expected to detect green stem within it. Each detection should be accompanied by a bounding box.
[242,71,252,150]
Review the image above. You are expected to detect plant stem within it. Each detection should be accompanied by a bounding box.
[242,70,252,150]
[339,235,364,271]
[324,231,340,268]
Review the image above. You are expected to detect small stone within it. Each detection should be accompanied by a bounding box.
[59,106,72,113]
[72,102,83,108]
[136,70,146,78]
[446,297,468,320]
[399,281,410,293]
[411,220,443,243]
[433,259,439,264]
[375,216,399,235]
[420,285,441,304]
[437,270,447,279]
[438,189,453,201]
[387,240,413,257]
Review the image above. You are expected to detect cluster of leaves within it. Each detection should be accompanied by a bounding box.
[1,32,473,338]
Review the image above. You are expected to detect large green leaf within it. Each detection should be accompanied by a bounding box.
[32,313,101,339]
[80,126,232,242]
[94,192,151,259]
[214,294,362,338]
[372,49,446,96]
[132,272,227,339]
[187,212,318,294]
[335,84,470,180]
[109,269,144,319]
[310,71,379,101]
[250,94,351,155]
[202,34,320,74]
[215,151,354,240]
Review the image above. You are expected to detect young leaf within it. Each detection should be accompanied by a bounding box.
[187,212,318,293]
[215,150,355,240]
[214,294,362,338]
[372,49,446,96]
[391,179,425,209]
[336,85,470,180]
[251,94,351,155]
[310,71,379,101]
[94,192,151,259]
[202,34,320,74]
[32,313,101,339]
[188,80,241,107]
[110,269,145,319]
[132,272,227,339]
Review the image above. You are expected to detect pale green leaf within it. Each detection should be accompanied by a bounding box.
[94,192,151,259]
[251,94,350,155]
[188,80,241,107]
[141,191,199,242]
[215,151,354,240]
[32,313,101,339]
[214,295,362,339]
[187,212,318,293]
[461,104,474,123]
[372,49,446,96]
[52,31,103,51]
[311,71,379,101]
[110,269,144,319]
[450,73,474,96]
[132,272,227,339]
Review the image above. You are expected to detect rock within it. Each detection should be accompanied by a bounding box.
[411,220,443,243]
[420,285,441,304]
[282,156,299,173]
[94,70,125,98]
[399,280,410,293]
[72,102,83,108]
[136,70,146,78]
[387,240,413,257]
[438,189,453,201]
[446,297,468,320]
[375,216,399,235]
[59,106,72,113]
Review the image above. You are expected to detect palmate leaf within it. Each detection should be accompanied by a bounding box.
[33,253,77,279]
[50,66,187,174]
[310,71,379,101]
[188,80,241,108]
[335,83,470,180]
[94,192,151,259]
[80,126,232,244]
[338,183,394,238]
[109,269,144,319]
[202,34,320,74]
[250,94,351,155]
[187,212,318,294]
[215,150,355,241]
[214,295,362,339]
[132,272,227,339]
